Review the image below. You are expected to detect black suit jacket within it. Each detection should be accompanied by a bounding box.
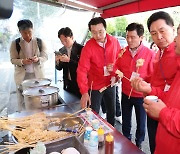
[55,41,83,95]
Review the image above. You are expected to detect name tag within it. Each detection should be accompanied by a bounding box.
[103,66,110,76]
[130,72,140,81]
[164,84,170,92]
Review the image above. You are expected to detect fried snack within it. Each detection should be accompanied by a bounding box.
[0,112,49,129]
[0,112,74,144]
[0,112,85,153]
[115,69,123,78]
[136,58,145,67]
[12,128,71,144]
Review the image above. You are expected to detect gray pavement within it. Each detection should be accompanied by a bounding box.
[0,52,150,153]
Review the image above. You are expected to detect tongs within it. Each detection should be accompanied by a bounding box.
[61,107,87,120]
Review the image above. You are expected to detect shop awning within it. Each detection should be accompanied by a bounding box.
[33,0,180,18]
[78,0,180,18]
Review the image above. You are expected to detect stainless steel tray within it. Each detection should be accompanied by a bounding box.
[46,112,72,118]
[11,112,85,144]
[46,136,90,154]
[14,136,89,154]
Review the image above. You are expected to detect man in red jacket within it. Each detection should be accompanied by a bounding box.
[132,24,180,154]
[115,23,154,149]
[77,17,121,126]
[146,11,178,154]
[131,11,178,153]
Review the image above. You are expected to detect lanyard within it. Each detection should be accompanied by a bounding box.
[158,50,167,83]
[103,42,107,66]
[97,39,107,66]
[159,59,167,84]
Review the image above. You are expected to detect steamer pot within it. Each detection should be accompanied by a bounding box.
[23,86,59,110]
[21,78,52,91]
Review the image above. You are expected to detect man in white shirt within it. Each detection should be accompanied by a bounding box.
[10,19,48,111]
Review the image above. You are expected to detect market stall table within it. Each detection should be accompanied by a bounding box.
[0,101,144,154]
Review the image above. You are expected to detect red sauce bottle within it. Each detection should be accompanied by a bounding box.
[105,133,114,154]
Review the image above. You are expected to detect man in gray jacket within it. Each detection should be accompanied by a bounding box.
[10,19,48,111]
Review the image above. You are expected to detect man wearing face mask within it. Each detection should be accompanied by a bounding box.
[77,17,121,126]
[10,19,48,111]
[55,27,83,98]
[114,23,154,149]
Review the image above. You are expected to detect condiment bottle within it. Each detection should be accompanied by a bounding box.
[84,126,93,148]
[105,133,114,154]
[97,126,105,147]
[89,131,99,153]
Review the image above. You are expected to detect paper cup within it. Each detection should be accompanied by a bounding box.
[145,95,158,102]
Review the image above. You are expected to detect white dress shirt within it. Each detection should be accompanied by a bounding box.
[23,39,34,73]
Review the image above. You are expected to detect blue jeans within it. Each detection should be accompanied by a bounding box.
[121,93,146,145]
[90,86,116,126]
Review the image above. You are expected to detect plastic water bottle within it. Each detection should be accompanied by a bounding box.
[89,131,98,153]
[84,126,93,148]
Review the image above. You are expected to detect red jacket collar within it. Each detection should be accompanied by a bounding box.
[163,42,175,53]
[91,33,112,45]
[126,43,145,55]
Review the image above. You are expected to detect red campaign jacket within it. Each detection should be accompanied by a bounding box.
[115,44,155,97]
[150,42,178,91]
[151,57,180,154]
[77,34,120,94]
